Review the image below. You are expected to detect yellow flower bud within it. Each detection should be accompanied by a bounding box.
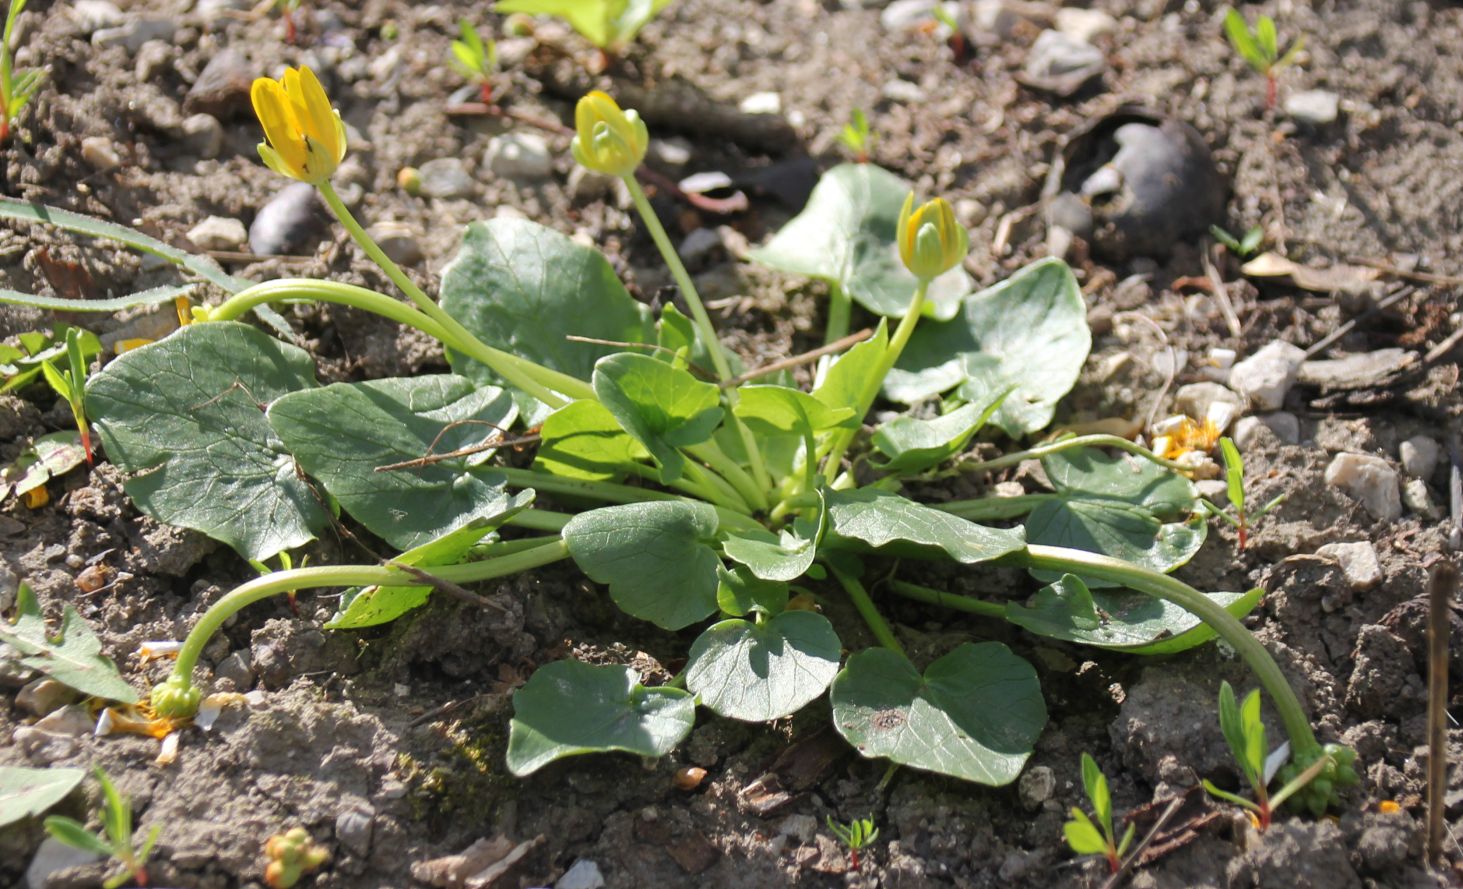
[896,193,968,281]
[571,90,649,177]
[250,66,347,185]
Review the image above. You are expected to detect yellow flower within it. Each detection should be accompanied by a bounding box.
[897,193,968,281]
[571,90,649,177]
[250,66,347,184]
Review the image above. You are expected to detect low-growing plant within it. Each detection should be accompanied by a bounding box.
[43,767,161,889]
[837,108,873,164]
[493,0,672,57]
[826,814,879,870]
[450,18,498,105]
[1064,753,1134,874]
[1223,7,1304,111]
[1200,437,1288,552]
[1203,681,1357,828]
[1209,223,1264,259]
[38,326,95,464]
[0,67,1357,812]
[0,0,44,143]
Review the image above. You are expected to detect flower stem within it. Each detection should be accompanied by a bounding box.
[957,434,1191,476]
[494,466,763,533]
[933,493,1058,522]
[685,441,770,512]
[824,281,852,346]
[828,560,904,655]
[885,579,1006,619]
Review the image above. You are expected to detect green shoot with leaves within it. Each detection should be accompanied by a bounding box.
[1210,224,1264,259]
[38,327,95,464]
[837,109,873,163]
[493,0,674,57]
[450,19,498,105]
[272,0,304,44]
[1199,437,1287,552]
[1223,7,1304,111]
[43,767,161,889]
[1,0,45,143]
[826,814,879,870]
[1064,753,1135,873]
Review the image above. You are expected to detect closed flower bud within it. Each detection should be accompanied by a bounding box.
[896,193,968,281]
[250,65,347,185]
[571,91,649,177]
[150,674,203,718]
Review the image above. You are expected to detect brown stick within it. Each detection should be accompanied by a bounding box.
[1426,558,1456,866]
[721,328,874,389]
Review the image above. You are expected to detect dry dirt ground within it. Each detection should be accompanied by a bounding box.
[1,0,1461,887]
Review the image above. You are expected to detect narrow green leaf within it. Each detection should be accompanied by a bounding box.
[1220,438,1245,513]
[1255,15,1278,61]
[43,817,113,856]
[0,283,197,314]
[0,584,137,702]
[1063,810,1108,856]
[1083,753,1112,834]
[593,352,723,484]
[1224,9,1266,72]
[1240,226,1264,255]
[0,767,86,828]
[686,611,841,722]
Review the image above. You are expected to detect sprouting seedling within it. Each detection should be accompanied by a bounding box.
[272,0,304,45]
[1199,437,1287,552]
[1063,753,1135,873]
[1,0,45,144]
[1209,224,1264,259]
[492,0,673,59]
[825,814,879,870]
[39,327,95,464]
[837,109,873,164]
[1222,7,1304,111]
[929,5,967,58]
[43,766,162,889]
[450,19,498,105]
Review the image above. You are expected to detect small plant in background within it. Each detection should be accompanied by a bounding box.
[450,18,498,105]
[1209,223,1264,259]
[837,108,874,163]
[493,0,673,59]
[1063,753,1135,874]
[263,827,330,888]
[0,0,45,144]
[43,767,161,889]
[272,0,304,46]
[39,326,95,464]
[826,814,879,870]
[1223,7,1304,111]
[1200,437,1287,552]
[929,4,967,59]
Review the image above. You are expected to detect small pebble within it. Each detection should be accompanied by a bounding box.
[16,678,77,717]
[1017,765,1055,809]
[1196,478,1229,505]
[739,92,782,115]
[93,18,176,53]
[1229,341,1306,411]
[249,182,322,256]
[366,221,424,266]
[25,837,103,889]
[1055,7,1117,42]
[1398,435,1440,479]
[1024,30,1106,83]
[134,40,174,82]
[649,137,692,168]
[777,813,818,844]
[185,48,253,118]
[881,79,927,103]
[1315,541,1383,591]
[1324,452,1402,521]
[1402,478,1442,519]
[214,649,256,691]
[1173,381,1242,425]
[187,216,248,251]
[1285,89,1340,126]
[80,136,121,171]
[485,132,553,181]
[416,157,475,199]
[69,0,124,34]
[678,228,723,266]
[556,859,606,889]
[335,806,374,857]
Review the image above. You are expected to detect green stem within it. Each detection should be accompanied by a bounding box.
[828,560,904,655]
[158,539,571,713]
[886,579,1006,619]
[682,460,754,513]
[624,461,727,504]
[474,535,565,557]
[210,278,450,337]
[959,434,1191,476]
[1012,543,1319,757]
[495,466,763,533]
[502,509,573,533]
[934,493,1058,522]
[824,281,852,346]
[686,441,770,512]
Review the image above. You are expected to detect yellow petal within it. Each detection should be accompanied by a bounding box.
[295,66,341,161]
[897,192,916,268]
[251,77,306,176]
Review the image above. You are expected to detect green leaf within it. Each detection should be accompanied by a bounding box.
[716,564,789,616]
[95,767,130,848]
[534,399,648,482]
[593,352,723,484]
[721,491,824,582]
[1220,437,1245,513]
[268,375,520,551]
[1218,681,1265,789]
[1255,15,1278,61]
[1025,448,1204,584]
[686,611,841,722]
[1,431,86,499]
[734,385,853,438]
[43,817,113,856]
[506,660,695,775]
[1240,226,1264,255]
[495,0,674,50]
[824,488,1025,564]
[0,767,86,829]
[0,283,198,314]
[1063,809,1108,856]
[812,320,887,421]
[1004,574,1264,654]
[563,501,721,630]
[0,584,137,703]
[870,388,1008,473]
[830,643,1047,785]
[750,164,970,322]
[86,322,326,561]
[1081,753,1112,833]
[439,218,654,410]
[1223,9,1267,72]
[887,258,1089,437]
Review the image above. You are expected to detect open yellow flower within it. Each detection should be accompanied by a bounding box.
[571,90,649,177]
[250,66,347,184]
[897,193,968,281]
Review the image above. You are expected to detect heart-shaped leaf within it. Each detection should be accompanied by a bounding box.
[506,660,695,776]
[721,491,826,582]
[750,164,970,321]
[0,766,86,829]
[870,388,1009,473]
[86,321,325,561]
[0,584,136,703]
[686,611,842,722]
[269,375,519,551]
[716,565,789,616]
[593,353,723,484]
[1004,574,1265,653]
[563,500,721,630]
[734,385,853,438]
[824,488,1025,564]
[812,320,887,421]
[1,431,86,499]
[534,399,648,482]
[830,643,1046,785]
[887,258,1088,436]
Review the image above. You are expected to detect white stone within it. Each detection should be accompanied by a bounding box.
[678,228,722,265]
[1324,452,1402,521]
[1196,478,1229,505]
[739,92,782,115]
[366,221,423,266]
[485,132,552,180]
[556,859,606,889]
[80,136,121,171]
[1018,765,1056,808]
[1173,382,1242,424]
[882,79,927,103]
[1055,8,1117,42]
[1316,542,1383,591]
[971,0,1026,38]
[880,0,937,30]
[1025,30,1105,80]
[92,18,176,53]
[182,113,224,159]
[1285,90,1340,126]
[187,216,247,251]
[1402,478,1443,519]
[1229,341,1307,411]
[69,0,124,34]
[417,157,475,199]
[1399,435,1440,479]
[26,837,103,889]
[649,137,692,168]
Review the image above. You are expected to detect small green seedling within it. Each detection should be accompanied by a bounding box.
[450,19,498,105]
[493,0,673,57]
[837,109,873,164]
[273,0,304,45]
[1199,437,1287,552]
[1064,753,1135,874]
[1210,224,1264,259]
[929,5,967,58]
[39,327,95,464]
[1223,7,1304,111]
[43,767,161,889]
[1,0,45,143]
[826,814,879,870]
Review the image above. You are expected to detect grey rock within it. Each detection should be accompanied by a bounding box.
[1285,89,1340,126]
[777,813,818,844]
[1195,478,1229,505]
[1324,452,1402,521]
[1355,813,1419,873]
[417,157,475,199]
[25,837,103,889]
[366,222,424,266]
[1402,478,1442,519]
[1229,341,1306,411]
[185,48,253,118]
[1055,7,1116,42]
[187,216,247,251]
[134,40,174,82]
[1315,541,1383,591]
[80,136,121,171]
[16,678,77,717]
[1024,30,1106,91]
[1228,820,1361,889]
[1017,765,1055,810]
[335,806,374,857]
[214,649,255,691]
[1298,348,1412,388]
[93,18,176,54]
[556,859,606,889]
[678,228,723,266]
[249,182,323,256]
[485,132,553,181]
[1233,412,1300,449]
[1399,435,1440,479]
[970,0,1027,39]
[69,1,125,34]
[1173,381,1242,423]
